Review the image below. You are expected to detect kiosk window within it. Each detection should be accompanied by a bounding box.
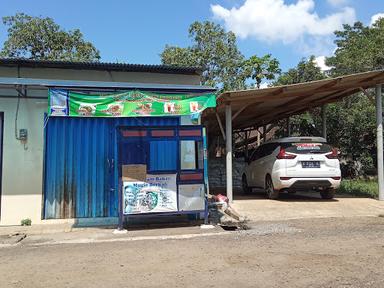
[181,140,203,170]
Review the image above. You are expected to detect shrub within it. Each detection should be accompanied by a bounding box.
[20,218,32,226]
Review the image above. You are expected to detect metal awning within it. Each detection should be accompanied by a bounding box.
[210,70,384,131]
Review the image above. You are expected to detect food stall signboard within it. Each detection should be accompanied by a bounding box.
[49,89,216,117]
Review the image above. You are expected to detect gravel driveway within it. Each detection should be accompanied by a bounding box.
[1,216,384,288]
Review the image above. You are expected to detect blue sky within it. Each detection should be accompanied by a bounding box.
[0,0,382,71]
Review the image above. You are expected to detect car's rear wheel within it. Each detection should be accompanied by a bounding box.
[242,174,252,194]
[320,189,335,199]
[265,175,279,199]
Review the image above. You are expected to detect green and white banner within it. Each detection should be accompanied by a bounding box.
[49,89,216,117]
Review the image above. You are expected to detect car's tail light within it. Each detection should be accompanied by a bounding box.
[326,148,339,159]
[280,177,292,180]
[277,148,297,159]
[331,176,341,180]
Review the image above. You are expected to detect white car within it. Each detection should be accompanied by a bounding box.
[242,137,341,199]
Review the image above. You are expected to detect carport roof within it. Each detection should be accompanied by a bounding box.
[211,70,384,131]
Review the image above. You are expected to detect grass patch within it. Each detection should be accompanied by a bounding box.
[337,179,378,198]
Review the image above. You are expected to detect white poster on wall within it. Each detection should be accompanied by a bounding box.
[178,184,205,211]
[123,174,177,214]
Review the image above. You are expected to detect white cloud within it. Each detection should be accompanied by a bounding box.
[259,82,269,89]
[211,0,356,44]
[370,13,384,26]
[313,56,331,72]
[327,0,348,7]
[296,35,336,56]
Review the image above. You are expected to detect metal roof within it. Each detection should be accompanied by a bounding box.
[0,76,216,93]
[209,70,384,131]
[0,58,202,75]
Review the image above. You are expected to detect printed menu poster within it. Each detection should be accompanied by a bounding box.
[123,174,177,214]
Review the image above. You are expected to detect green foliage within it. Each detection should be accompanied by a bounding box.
[326,95,376,175]
[160,46,196,67]
[274,18,382,176]
[323,19,384,175]
[326,19,384,75]
[275,56,326,86]
[337,179,378,199]
[243,54,281,88]
[161,21,245,91]
[161,21,280,91]
[21,218,32,226]
[1,13,100,61]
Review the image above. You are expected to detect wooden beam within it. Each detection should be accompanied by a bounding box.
[215,112,226,141]
[231,89,343,127]
[232,101,263,121]
[227,76,384,105]
[235,88,357,130]
[263,88,360,125]
[249,89,348,125]
[227,87,292,103]
[358,72,384,84]
[232,105,248,121]
[312,78,341,92]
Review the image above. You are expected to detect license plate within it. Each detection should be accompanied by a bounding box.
[301,161,320,168]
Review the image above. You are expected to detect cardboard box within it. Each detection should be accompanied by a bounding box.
[122,164,147,182]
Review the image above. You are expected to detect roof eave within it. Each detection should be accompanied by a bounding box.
[0,58,203,76]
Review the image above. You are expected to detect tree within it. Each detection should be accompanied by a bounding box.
[161,21,246,91]
[326,94,376,176]
[322,19,384,176]
[275,56,326,86]
[1,13,100,61]
[160,46,197,67]
[243,54,281,88]
[161,21,282,91]
[326,19,384,76]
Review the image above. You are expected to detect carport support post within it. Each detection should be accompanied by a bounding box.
[226,104,233,203]
[376,84,384,201]
[321,105,327,140]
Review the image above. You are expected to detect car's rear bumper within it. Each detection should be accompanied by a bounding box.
[273,177,341,191]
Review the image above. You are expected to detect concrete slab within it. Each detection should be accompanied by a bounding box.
[232,192,384,222]
[1,225,225,247]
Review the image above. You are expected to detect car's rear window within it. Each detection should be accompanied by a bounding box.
[282,142,333,154]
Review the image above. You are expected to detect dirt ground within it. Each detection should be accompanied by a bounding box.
[1,217,384,288]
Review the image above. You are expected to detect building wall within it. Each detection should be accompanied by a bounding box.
[0,66,202,225]
[0,66,201,85]
[0,92,46,225]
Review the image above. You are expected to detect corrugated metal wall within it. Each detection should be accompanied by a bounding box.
[44,116,179,219]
